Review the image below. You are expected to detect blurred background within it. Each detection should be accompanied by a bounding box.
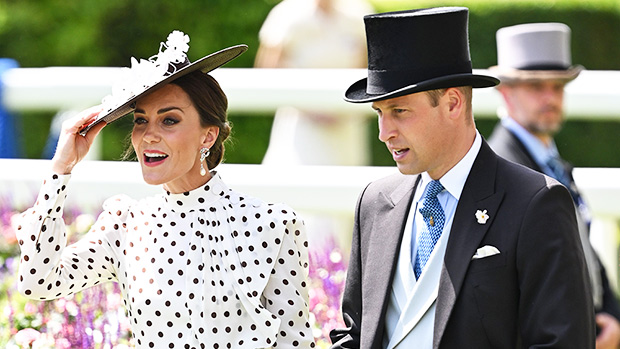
[0,0,619,347]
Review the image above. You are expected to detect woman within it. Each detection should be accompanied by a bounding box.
[15,31,315,348]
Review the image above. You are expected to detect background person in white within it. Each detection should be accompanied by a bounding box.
[488,22,620,349]
[255,0,372,166]
[329,7,594,348]
[255,0,374,258]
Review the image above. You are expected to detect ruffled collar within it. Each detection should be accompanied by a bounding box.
[162,172,230,212]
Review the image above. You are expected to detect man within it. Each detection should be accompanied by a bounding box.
[488,22,620,349]
[329,7,595,348]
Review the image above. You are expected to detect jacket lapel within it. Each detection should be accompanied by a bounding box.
[363,174,419,348]
[433,141,506,348]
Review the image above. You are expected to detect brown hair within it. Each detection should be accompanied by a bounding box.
[171,70,231,169]
[425,86,473,117]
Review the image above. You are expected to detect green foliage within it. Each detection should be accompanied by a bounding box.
[369,0,620,70]
[225,114,275,164]
[18,112,53,159]
[0,0,267,68]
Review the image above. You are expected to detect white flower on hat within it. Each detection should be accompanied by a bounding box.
[163,30,190,62]
[100,30,191,115]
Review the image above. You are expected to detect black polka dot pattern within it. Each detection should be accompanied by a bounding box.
[16,172,316,348]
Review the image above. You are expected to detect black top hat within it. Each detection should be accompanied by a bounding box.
[345,7,498,103]
[79,30,247,135]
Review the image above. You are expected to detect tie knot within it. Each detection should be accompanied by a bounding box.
[425,180,444,199]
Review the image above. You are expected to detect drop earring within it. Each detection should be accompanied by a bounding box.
[199,147,210,176]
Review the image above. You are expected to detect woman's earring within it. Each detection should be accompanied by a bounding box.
[199,147,210,176]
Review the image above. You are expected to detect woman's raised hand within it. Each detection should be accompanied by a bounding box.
[51,106,106,175]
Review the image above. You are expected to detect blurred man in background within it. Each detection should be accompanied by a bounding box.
[488,22,620,349]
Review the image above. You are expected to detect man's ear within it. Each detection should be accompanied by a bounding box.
[445,87,465,117]
[202,126,220,148]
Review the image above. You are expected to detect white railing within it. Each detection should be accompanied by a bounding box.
[1,159,619,287]
[3,68,620,119]
[0,159,397,213]
[1,159,618,217]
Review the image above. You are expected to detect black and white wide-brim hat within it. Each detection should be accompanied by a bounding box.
[344,7,499,103]
[79,30,247,135]
[489,22,583,84]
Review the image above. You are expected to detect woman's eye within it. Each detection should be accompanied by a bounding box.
[163,118,179,126]
[133,117,147,125]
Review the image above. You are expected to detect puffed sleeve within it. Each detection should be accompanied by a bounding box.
[15,173,128,300]
[261,205,316,348]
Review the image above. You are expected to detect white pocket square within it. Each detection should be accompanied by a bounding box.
[471,245,501,260]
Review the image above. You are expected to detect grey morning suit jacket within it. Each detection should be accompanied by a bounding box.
[330,140,595,348]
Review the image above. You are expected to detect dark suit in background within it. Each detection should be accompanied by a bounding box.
[489,122,620,325]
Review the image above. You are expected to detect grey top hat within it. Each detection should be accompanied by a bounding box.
[489,22,583,83]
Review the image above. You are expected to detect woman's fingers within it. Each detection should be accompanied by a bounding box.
[83,120,107,145]
[52,106,105,174]
[65,105,103,134]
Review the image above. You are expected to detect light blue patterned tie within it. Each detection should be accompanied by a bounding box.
[413,180,445,280]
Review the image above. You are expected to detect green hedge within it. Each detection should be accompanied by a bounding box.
[2,0,619,166]
[371,0,620,70]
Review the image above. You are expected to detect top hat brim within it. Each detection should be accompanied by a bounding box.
[79,44,248,135]
[488,65,583,84]
[344,72,499,103]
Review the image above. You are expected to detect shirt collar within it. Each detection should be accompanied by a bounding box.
[501,116,560,164]
[417,131,482,202]
[163,171,230,212]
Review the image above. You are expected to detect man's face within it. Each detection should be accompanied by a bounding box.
[499,80,566,137]
[372,91,454,178]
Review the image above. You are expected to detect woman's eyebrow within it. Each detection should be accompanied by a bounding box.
[157,106,183,114]
[134,106,183,115]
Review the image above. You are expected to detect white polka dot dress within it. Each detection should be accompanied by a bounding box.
[15,172,316,348]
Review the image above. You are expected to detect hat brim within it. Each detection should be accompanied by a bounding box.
[488,65,583,84]
[344,73,499,103]
[79,44,248,135]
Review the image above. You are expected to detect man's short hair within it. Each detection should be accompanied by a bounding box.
[425,86,473,115]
